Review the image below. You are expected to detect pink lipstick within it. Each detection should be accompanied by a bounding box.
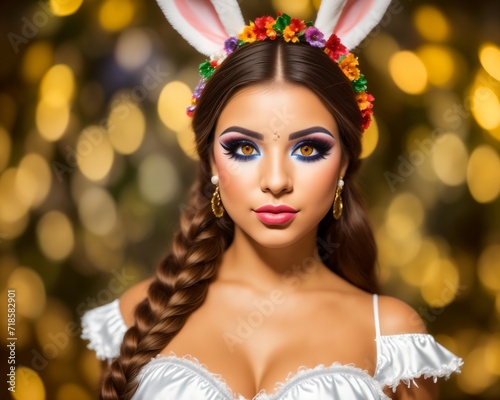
[253,205,298,225]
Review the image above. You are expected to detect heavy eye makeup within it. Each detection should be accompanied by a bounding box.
[291,137,333,162]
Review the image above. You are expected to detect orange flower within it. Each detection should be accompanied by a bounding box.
[265,20,277,39]
[356,92,373,111]
[238,23,257,43]
[339,53,360,81]
[283,26,299,43]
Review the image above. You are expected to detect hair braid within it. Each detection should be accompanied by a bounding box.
[99,177,233,400]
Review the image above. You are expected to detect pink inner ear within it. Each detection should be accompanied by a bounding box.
[175,0,228,44]
[334,0,375,37]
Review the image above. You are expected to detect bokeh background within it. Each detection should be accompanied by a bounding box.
[1,0,499,399]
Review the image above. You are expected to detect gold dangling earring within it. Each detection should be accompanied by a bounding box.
[333,177,344,220]
[211,175,224,218]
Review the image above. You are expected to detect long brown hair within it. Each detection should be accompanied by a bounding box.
[100,39,378,400]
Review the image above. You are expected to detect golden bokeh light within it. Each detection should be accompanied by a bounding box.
[138,154,180,205]
[99,0,135,32]
[50,0,84,16]
[399,238,440,287]
[57,383,92,400]
[416,44,456,87]
[36,211,75,261]
[78,186,117,236]
[389,51,428,95]
[80,350,102,387]
[479,42,500,81]
[21,41,53,84]
[11,367,46,400]
[431,133,468,186]
[470,86,500,130]
[272,0,312,19]
[364,33,400,73]
[36,99,70,142]
[7,267,46,318]
[40,64,75,105]
[115,29,152,71]
[108,102,146,154]
[420,257,460,307]
[158,81,192,132]
[0,126,11,173]
[467,145,500,203]
[385,193,424,240]
[0,168,30,224]
[458,344,496,394]
[477,244,500,292]
[413,5,450,42]
[176,127,198,160]
[15,153,52,208]
[76,126,115,181]
[360,116,379,158]
[485,334,500,375]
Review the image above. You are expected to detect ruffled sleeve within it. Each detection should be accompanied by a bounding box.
[81,299,128,362]
[374,333,463,392]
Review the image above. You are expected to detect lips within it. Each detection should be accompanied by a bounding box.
[253,204,298,225]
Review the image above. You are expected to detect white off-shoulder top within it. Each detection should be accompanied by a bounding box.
[81,294,463,399]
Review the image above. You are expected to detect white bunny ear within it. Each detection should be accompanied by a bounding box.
[315,0,392,50]
[156,0,245,56]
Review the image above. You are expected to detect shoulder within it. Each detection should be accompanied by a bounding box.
[377,295,427,335]
[119,277,154,327]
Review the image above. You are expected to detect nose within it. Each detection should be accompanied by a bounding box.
[260,149,293,195]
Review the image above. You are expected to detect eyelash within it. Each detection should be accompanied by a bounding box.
[220,138,333,163]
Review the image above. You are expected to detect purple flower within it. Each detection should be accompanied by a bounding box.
[224,36,239,54]
[193,79,206,98]
[304,26,326,48]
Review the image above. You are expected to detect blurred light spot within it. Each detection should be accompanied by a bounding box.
[11,367,45,400]
[76,126,114,181]
[471,86,500,130]
[138,154,180,204]
[485,334,500,375]
[21,41,53,84]
[389,51,427,95]
[399,239,439,287]
[78,187,117,236]
[82,230,124,272]
[37,211,74,261]
[15,153,52,208]
[364,33,400,73]
[158,81,191,132]
[458,344,496,394]
[420,257,460,307]
[36,99,70,141]
[413,5,450,42]
[80,350,102,387]
[360,116,378,158]
[115,29,152,71]
[479,42,500,81]
[431,133,468,186]
[0,93,17,131]
[40,64,75,105]
[119,184,155,243]
[57,384,91,400]
[108,102,145,154]
[385,193,424,239]
[50,0,84,16]
[99,0,135,32]
[0,126,11,172]
[7,267,46,318]
[272,0,311,19]
[467,145,500,203]
[488,124,500,142]
[0,213,29,240]
[176,127,199,160]
[478,244,500,292]
[416,45,455,86]
[0,168,29,224]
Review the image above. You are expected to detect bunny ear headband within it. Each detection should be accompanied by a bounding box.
[156,0,392,131]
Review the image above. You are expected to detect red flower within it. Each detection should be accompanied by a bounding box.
[289,18,306,33]
[254,16,275,40]
[361,108,374,131]
[324,34,348,61]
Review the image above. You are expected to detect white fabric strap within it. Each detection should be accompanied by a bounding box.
[372,293,382,362]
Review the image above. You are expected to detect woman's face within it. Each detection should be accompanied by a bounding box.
[211,83,348,248]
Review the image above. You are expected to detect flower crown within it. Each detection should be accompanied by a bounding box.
[186,13,374,132]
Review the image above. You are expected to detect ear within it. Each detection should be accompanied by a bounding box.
[315,0,392,50]
[156,0,245,56]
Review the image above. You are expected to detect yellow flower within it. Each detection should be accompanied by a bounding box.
[339,53,360,81]
[356,92,370,111]
[283,26,299,43]
[238,23,257,43]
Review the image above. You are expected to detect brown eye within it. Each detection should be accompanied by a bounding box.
[241,144,255,155]
[300,145,313,156]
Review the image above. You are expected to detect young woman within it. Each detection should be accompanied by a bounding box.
[81,1,463,399]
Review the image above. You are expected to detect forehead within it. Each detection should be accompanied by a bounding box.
[215,83,338,136]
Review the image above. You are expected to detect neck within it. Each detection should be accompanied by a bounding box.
[216,226,330,293]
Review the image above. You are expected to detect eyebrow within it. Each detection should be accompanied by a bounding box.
[219,126,334,140]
